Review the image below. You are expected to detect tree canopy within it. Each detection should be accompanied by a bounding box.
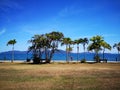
[28,31,64,63]
[27,32,119,64]
[88,35,104,62]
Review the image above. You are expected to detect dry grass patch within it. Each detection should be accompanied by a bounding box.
[0,62,120,90]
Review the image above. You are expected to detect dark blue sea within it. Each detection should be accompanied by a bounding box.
[0,51,120,62]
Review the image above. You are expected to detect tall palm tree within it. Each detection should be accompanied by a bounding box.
[74,38,83,62]
[66,46,73,61]
[87,35,104,63]
[61,37,71,62]
[101,41,111,61]
[67,40,74,61]
[7,39,17,63]
[80,38,89,60]
[113,42,120,61]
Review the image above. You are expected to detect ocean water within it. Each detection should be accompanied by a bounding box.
[0,52,119,62]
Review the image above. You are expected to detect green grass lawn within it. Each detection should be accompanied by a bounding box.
[0,62,120,90]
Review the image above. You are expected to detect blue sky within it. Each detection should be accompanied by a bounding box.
[0,0,120,53]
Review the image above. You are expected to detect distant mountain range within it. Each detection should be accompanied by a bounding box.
[0,50,28,54]
[0,50,116,55]
[0,50,66,55]
[0,50,118,61]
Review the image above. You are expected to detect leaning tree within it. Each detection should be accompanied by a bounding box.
[46,31,64,63]
[101,41,111,61]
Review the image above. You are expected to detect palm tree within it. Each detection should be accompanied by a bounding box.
[28,34,47,64]
[7,39,17,63]
[66,46,73,61]
[67,40,74,61]
[74,38,83,62]
[61,37,71,62]
[101,41,111,61]
[113,42,120,61]
[80,38,89,60]
[46,31,64,63]
[87,35,104,63]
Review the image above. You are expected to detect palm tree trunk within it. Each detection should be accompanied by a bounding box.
[66,45,68,62]
[103,48,105,60]
[95,50,99,63]
[12,45,14,63]
[39,49,42,63]
[83,45,85,60]
[49,49,54,63]
[118,51,120,61]
[45,47,49,63]
[77,45,79,62]
[68,44,71,63]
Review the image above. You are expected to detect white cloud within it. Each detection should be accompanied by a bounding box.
[0,28,6,35]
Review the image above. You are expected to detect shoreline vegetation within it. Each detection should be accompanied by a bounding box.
[0,62,120,90]
[4,31,120,63]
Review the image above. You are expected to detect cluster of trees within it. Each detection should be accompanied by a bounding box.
[61,37,89,62]
[6,31,120,63]
[28,31,90,63]
[28,31,64,63]
[27,31,120,64]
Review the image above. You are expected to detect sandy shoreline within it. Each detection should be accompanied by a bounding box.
[0,60,120,63]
